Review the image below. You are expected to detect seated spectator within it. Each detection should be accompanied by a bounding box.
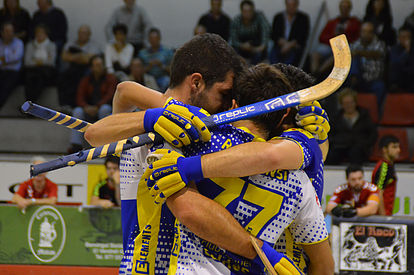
[326,164,379,218]
[372,135,400,216]
[90,156,120,208]
[0,22,23,109]
[105,0,152,55]
[58,25,101,109]
[12,156,58,209]
[193,24,207,36]
[69,55,117,153]
[326,88,377,165]
[363,0,396,46]
[122,57,159,91]
[311,0,361,77]
[32,0,68,64]
[349,21,387,108]
[138,27,173,92]
[197,0,231,41]
[0,0,31,43]
[230,0,269,65]
[270,0,309,66]
[105,23,133,81]
[403,9,414,35]
[24,24,56,102]
[389,26,414,93]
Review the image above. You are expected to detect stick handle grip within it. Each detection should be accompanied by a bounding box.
[21,101,91,132]
[31,132,164,176]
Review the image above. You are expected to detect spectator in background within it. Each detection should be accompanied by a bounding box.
[193,24,207,36]
[350,21,386,109]
[363,0,396,46]
[69,55,117,153]
[326,164,379,218]
[105,24,133,81]
[197,0,231,41]
[403,9,414,35]
[138,27,173,92]
[389,26,414,93]
[24,24,56,102]
[58,25,101,110]
[105,0,152,55]
[32,0,67,64]
[327,88,377,165]
[311,0,361,77]
[0,22,23,109]
[90,156,120,208]
[122,57,159,91]
[230,0,269,65]
[270,0,309,66]
[0,0,31,43]
[12,156,58,209]
[372,135,400,216]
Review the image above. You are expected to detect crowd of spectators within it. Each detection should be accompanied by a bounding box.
[0,0,413,161]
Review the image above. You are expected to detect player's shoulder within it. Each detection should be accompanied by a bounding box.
[19,179,31,188]
[363,181,378,192]
[280,128,315,141]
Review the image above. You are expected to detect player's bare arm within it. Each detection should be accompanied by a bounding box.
[301,240,334,275]
[201,138,303,179]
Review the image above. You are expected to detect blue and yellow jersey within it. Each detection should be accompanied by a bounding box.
[276,128,324,201]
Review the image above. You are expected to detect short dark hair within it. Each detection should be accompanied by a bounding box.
[271,63,315,132]
[112,23,128,35]
[1,21,13,31]
[148,27,161,36]
[34,23,49,36]
[240,0,254,10]
[345,164,363,178]
[379,135,399,149]
[399,25,412,34]
[233,63,294,139]
[105,155,120,167]
[88,54,104,67]
[169,33,244,89]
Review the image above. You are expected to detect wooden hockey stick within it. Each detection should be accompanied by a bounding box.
[31,34,350,177]
[250,236,278,275]
[21,101,91,132]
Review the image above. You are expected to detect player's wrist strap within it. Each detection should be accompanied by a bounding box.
[177,155,203,184]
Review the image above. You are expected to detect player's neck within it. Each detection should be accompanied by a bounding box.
[164,86,191,104]
[232,120,267,139]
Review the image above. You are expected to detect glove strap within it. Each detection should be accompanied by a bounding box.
[176,155,203,184]
[143,108,164,132]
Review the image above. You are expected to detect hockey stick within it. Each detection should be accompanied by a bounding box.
[31,34,350,177]
[21,101,91,132]
[250,236,278,275]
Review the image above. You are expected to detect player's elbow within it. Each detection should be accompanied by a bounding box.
[115,81,134,102]
[84,124,100,147]
[49,197,57,205]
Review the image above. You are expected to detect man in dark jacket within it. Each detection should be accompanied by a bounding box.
[326,88,377,164]
[270,0,310,66]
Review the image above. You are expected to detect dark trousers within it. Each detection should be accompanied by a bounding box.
[58,64,88,107]
[0,69,20,109]
[24,66,56,102]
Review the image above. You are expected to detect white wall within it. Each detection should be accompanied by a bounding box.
[17,0,414,49]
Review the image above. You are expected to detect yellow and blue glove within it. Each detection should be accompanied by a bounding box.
[143,99,211,147]
[296,100,330,144]
[145,149,203,204]
[253,242,303,275]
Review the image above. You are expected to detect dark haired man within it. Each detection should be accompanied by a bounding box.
[90,156,120,208]
[138,27,173,92]
[197,0,231,41]
[326,164,379,218]
[69,55,117,153]
[85,34,331,274]
[372,135,400,216]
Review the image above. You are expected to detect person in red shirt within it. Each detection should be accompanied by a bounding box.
[311,0,361,76]
[12,156,58,209]
[326,164,379,217]
[372,135,400,216]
